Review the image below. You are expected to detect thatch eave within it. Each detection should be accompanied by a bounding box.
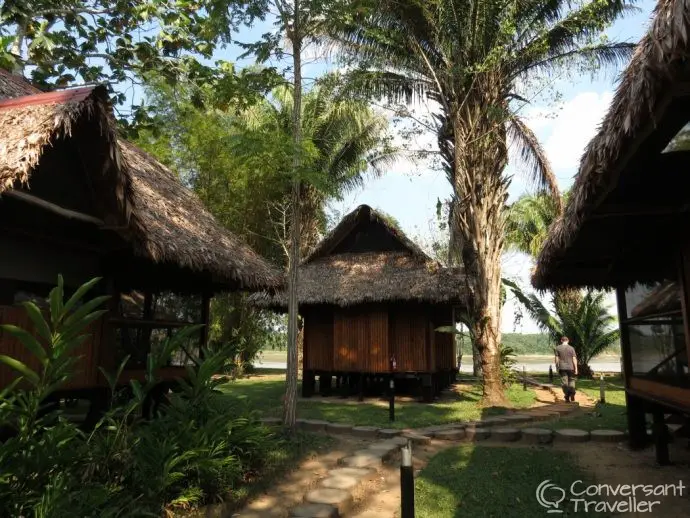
[533,0,690,289]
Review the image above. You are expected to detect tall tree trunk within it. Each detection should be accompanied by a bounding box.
[451,86,509,406]
[10,21,27,74]
[283,5,302,430]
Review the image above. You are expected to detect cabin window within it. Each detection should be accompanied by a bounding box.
[621,281,689,387]
[113,290,206,369]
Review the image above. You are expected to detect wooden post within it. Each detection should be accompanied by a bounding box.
[626,393,648,450]
[652,409,670,465]
[200,291,211,361]
[400,441,415,518]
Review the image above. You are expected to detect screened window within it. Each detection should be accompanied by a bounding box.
[621,281,689,387]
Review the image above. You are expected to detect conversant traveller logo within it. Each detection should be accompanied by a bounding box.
[535,479,686,514]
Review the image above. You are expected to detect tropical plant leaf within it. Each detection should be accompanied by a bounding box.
[0,324,48,365]
[0,355,40,386]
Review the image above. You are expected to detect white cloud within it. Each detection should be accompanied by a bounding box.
[540,91,613,171]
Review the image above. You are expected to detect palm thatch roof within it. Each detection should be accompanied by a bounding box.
[251,204,466,309]
[630,281,681,318]
[0,69,279,291]
[533,0,690,289]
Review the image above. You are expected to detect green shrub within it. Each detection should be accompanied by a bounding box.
[0,276,274,517]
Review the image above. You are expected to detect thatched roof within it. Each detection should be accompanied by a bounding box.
[630,281,681,318]
[533,0,690,289]
[252,205,466,308]
[304,204,430,262]
[0,69,279,291]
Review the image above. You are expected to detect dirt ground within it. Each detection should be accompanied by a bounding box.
[566,440,690,517]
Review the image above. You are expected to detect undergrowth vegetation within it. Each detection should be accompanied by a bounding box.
[0,277,286,517]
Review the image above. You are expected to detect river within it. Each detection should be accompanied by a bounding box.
[256,356,622,373]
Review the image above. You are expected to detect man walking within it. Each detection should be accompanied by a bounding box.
[554,336,578,402]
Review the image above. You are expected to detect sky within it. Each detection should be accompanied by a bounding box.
[326,1,658,333]
[127,1,657,333]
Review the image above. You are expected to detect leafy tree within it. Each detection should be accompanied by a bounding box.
[0,0,270,113]
[504,279,620,378]
[505,191,582,333]
[243,75,393,255]
[506,193,565,258]
[328,0,634,403]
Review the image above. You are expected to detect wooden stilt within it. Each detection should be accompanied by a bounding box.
[626,393,648,450]
[652,409,671,465]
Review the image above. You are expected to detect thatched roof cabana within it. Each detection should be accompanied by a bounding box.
[533,0,690,289]
[252,204,466,308]
[0,69,279,291]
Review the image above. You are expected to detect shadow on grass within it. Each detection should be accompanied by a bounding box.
[414,440,605,518]
[220,375,537,430]
[414,402,613,518]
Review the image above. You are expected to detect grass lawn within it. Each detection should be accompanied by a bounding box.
[220,374,536,430]
[530,374,628,431]
[416,445,607,518]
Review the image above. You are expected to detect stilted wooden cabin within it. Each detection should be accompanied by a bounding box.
[255,205,466,402]
[533,0,690,464]
[0,70,278,416]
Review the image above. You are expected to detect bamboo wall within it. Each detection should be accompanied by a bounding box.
[0,305,104,390]
[302,304,457,374]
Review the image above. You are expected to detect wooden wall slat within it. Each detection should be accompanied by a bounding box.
[390,309,427,372]
[0,305,100,390]
[304,307,334,370]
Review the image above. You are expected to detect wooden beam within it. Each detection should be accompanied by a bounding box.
[4,190,104,226]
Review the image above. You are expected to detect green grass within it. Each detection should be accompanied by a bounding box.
[530,374,628,431]
[416,445,608,518]
[220,374,537,430]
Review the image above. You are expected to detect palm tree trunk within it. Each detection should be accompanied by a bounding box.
[283,6,303,430]
[451,89,509,406]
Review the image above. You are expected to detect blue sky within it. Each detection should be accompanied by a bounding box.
[131,1,657,333]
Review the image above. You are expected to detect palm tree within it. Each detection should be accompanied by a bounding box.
[505,191,582,328]
[506,193,565,258]
[329,0,634,403]
[242,74,393,255]
[505,280,620,377]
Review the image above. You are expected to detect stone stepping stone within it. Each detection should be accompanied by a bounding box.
[522,428,554,444]
[402,433,431,445]
[340,451,383,468]
[377,428,401,438]
[528,411,560,421]
[327,467,375,480]
[326,422,353,434]
[259,417,282,426]
[321,474,361,491]
[366,443,398,460]
[302,420,329,432]
[290,503,337,518]
[390,436,410,446]
[478,417,507,427]
[555,429,590,443]
[351,425,379,438]
[590,429,626,443]
[464,427,490,441]
[490,427,521,442]
[500,414,532,424]
[304,488,352,515]
[434,429,466,441]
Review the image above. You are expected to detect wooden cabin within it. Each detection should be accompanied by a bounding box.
[0,70,278,416]
[533,0,690,464]
[255,205,466,402]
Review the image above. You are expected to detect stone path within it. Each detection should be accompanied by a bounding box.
[238,399,628,518]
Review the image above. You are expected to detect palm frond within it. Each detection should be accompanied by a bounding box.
[507,115,562,209]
